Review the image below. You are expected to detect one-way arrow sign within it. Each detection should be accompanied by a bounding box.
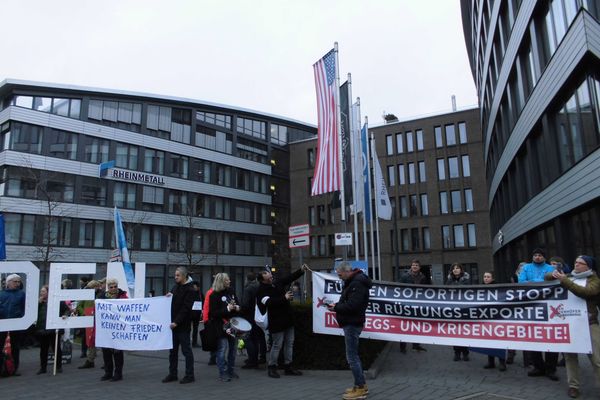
[289,235,309,248]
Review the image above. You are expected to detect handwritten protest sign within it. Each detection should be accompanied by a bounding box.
[95,296,172,350]
[312,272,592,353]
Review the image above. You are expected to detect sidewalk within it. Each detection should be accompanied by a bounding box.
[1,341,597,399]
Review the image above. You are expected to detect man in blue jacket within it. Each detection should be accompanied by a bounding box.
[0,274,26,376]
[519,248,559,381]
[328,262,372,400]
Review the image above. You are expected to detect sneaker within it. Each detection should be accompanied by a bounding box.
[462,354,470,361]
[499,362,507,372]
[345,385,369,394]
[453,353,460,362]
[110,375,122,382]
[179,376,195,384]
[267,366,280,378]
[219,375,231,382]
[343,386,368,400]
[100,374,112,381]
[36,368,47,375]
[228,371,239,379]
[162,375,178,383]
[568,387,580,398]
[284,365,303,376]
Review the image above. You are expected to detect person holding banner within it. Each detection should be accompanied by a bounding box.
[35,285,69,374]
[446,263,471,362]
[548,255,600,399]
[77,280,103,370]
[163,267,196,384]
[399,260,429,353]
[327,261,372,400]
[0,274,25,376]
[209,273,241,382]
[520,248,559,381]
[99,278,128,382]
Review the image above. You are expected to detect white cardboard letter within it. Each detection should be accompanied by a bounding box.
[47,263,96,329]
[0,261,39,332]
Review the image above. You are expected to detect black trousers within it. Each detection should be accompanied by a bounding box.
[528,350,558,373]
[102,348,124,377]
[191,320,200,346]
[169,330,194,378]
[38,332,63,369]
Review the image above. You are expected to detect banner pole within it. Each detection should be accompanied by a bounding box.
[53,329,59,375]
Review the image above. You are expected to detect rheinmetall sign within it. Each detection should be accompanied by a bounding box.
[99,161,165,186]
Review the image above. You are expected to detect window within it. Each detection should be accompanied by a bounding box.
[143,149,165,174]
[307,148,315,167]
[387,165,395,186]
[396,133,404,153]
[400,196,408,218]
[141,225,162,250]
[409,195,418,216]
[6,170,37,198]
[80,177,107,206]
[416,129,424,150]
[319,235,327,256]
[309,207,316,226]
[47,129,78,160]
[435,126,443,147]
[440,192,449,214]
[114,182,136,209]
[14,96,81,119]
[442,225,451,249]
[213,198,230,219]
[408,163,416,184]
[422,227,431,250]
[196,111,232,130]
[147,105,172,134]
[46,174,75,203]
[79,220,104,248]
[115,143,138,170]
[418,161,426,182]
[89,100,141,126]
[84,137,109,164]
[169,154,189,179]
[9,122,43,154]
[398,164,406,185]
[401,229,409,251]
[445,124,456,146]
[437,159,446,180]
[270,124,288,145]
[236,138,266,163]
[234,203,252,223]
[386,135,393,155]
[171,108,192,144]
[448,157,459,178]
[420,194,429,216]
[168,190,188,214]
[4,214,35,244]
[43,217,72,246]
[216,164,232,187]
[451,190,462,213]
[465,189,474,212]
[142,186,164,212]
[318,205,326,225]
[236,170,250,191]
[310,237,318,256]
[196,125,233,154]
[458,122,467,144]
[237,117,266,139]
[461,155,471,177]
[453,225,465,247]
[467,224,477,247]
[406,131,414,152]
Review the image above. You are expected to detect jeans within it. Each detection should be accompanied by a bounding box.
[169,330,194,378]
[343,325,366,386]
[216,335,237,377]
[269,326,294,366]
[566,323,600,389]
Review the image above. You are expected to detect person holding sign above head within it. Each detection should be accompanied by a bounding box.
[546,255,600,399]
[99,278,128,382]
[209,273,241,382]
[163,267,196,384]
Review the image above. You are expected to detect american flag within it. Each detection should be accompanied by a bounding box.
[311,49,340,196]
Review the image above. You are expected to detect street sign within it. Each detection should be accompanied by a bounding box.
[335,233,352,246]
[289,223,310,249]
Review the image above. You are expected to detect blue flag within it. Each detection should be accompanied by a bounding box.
[0,214,6,260]
[114,207,134,294]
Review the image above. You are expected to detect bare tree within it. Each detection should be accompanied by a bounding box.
[121,210,149,262]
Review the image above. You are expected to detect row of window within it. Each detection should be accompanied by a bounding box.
[3,167,270,224]
[440,189,475,214]
[442,224,478,249]
[3,213,268,256]
[384,122,469,156]
[0,122,270,194]
[392,227,431,252]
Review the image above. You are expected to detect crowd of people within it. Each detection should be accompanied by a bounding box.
[1,250,600,399]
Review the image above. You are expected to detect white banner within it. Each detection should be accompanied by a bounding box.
[312,272,592,353]
[95,296,172,351]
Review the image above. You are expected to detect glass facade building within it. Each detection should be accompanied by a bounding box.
[461,1,600,280]
[0,79,315,294]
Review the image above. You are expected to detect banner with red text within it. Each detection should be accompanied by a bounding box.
[312,272,592,353]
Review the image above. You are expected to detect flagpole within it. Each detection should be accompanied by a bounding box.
[371,132,383,280]
[334,42,346,224]
[358,99,369,264]
[367,118,376,278]
[347,74,359,261]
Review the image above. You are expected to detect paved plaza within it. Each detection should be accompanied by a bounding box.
[2,341,598,399]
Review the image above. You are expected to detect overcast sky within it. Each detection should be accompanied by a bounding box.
[1,0,477,126]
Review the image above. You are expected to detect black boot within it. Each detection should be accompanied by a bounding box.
[453,352,461,361]
[267,365,280,378]
[284,364,302,376]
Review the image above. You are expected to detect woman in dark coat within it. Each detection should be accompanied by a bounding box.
[99,278,128,381]
[446,263,471,361]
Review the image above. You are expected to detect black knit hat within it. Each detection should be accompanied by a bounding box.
[532,248,546,257]
[579,255,597,271]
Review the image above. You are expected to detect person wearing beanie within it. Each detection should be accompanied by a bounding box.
[519,248,559,381]
[546,255,600,398]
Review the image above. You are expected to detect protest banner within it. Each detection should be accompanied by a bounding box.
[95,296,172,351]
[312,272,592,353]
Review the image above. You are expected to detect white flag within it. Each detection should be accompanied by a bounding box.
[371,139,392,220]
[350,101,364,215]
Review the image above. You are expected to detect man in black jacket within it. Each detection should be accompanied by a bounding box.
[162,267,196,384]
[328,262,372,400]
[256,264,308,378]
[241,272,266,369]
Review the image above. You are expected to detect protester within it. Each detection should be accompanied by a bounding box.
[327,261,372,400]
[190,281,203,348]
[78,276,91,359]
[77,280,103,370]
[35,285,69,374]
[209,273,241,382]
[519,248,559,381]
[547,255,600,398]
[256,264,308,378]
[0,273,26,376]
[241,272,266,369]
[203,283,217,365]
[163,267,196,384]
[549,256,570,368]
[446,263,470,362]
[99,278,128,381]
[399,260,429,353]
[481,271,507,372]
